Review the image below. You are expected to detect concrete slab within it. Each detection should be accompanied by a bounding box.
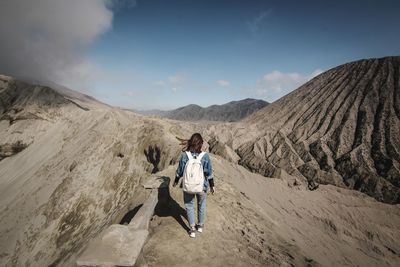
[77,178,163,266]
[76,225,148,267]
[128,189,158,230]
[143,175,170,189]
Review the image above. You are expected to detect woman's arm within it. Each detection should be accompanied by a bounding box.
[173,152,187,186]
[202,153,215,193]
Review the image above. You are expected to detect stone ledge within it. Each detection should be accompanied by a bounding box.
[143,175,170,189]
[76,176,170,266]
[128,189,158,230]
[76,226,148,267]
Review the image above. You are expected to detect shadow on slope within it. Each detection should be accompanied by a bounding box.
[153,185,190,232]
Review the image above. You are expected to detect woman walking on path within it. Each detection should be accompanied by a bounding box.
[173,133,215,238]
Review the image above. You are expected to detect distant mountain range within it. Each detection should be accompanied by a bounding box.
[137,98,269,122]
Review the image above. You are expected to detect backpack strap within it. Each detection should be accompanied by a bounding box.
[185,151,193,160]
[197,151,206,161]
[185,151,205,160]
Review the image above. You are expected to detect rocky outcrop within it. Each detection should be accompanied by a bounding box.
[0,75,90,125]
[232,57,400,203]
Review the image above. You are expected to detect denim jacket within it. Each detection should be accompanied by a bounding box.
[175,151,213,192]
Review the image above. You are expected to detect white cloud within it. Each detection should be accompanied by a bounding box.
[0,0,115,86]
[247,10,272,35]
[310,69,324,77]
[255,69,323,101]
[155,72,188,93]
[217,80,230,87]
[0,0,136,91]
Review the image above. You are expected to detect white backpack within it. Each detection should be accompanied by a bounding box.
[183,151,206,194]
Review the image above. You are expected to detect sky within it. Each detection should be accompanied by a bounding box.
[0,0,399,110]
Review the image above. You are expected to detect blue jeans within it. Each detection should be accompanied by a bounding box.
[183,191,207,227]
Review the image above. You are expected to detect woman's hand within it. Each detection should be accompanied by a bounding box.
[172,181,178,187]
[210,187,215,195]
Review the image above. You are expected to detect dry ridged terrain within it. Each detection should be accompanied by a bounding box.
[0,57,399,267]
[0,75,189,266]
[217,57,400,204]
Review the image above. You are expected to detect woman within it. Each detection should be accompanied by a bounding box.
[173,133,215,238]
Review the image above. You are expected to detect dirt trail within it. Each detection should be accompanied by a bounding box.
[136,165,308,267]
[136,156,400,267]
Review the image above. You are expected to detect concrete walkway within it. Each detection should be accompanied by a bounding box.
[76,176,169,267]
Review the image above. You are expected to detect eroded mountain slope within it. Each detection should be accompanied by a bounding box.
[0,75,194,266]
[211,57,400,203]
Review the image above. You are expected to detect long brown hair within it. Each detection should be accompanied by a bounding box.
[176,133,203,153]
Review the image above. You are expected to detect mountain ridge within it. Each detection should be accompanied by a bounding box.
[137,98,269,122]
[219,56,400,203]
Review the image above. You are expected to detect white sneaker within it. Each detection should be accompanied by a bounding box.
[197,225,203,233]
[189,228,196,238]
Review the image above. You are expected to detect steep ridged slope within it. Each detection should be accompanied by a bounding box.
[234,57,400,203]
[0,75,94,125]
[0,75,188,266]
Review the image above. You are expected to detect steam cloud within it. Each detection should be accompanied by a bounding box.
[0,0,115,86]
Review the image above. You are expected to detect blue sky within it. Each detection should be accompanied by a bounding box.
[1,0,400,110]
